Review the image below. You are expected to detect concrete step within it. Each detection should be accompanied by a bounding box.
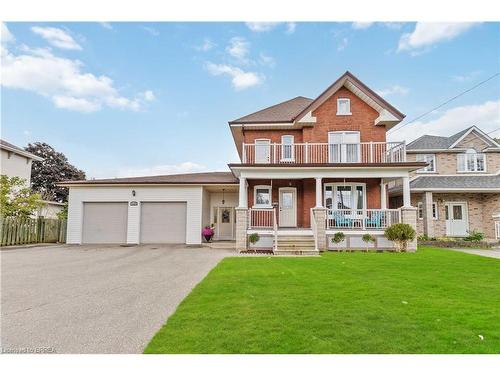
[274,249,319,256]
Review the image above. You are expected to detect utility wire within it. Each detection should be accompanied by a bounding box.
[388,72,500,135]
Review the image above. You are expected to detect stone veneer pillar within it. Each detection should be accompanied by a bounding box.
[235,208,248,252]
[422,191,434,238]
[312,207,327,250]
[401,206,418,252]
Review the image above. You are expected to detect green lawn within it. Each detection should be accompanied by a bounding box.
[144,247,500,354]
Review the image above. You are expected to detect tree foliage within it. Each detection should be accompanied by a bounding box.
[25,142,85,202]
[384,223,416,252]
[0,175,45,218]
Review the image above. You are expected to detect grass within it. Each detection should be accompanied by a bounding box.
[144,247,500,354]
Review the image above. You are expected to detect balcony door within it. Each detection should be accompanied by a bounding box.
[328,131,360,163]
[255,139,271,163]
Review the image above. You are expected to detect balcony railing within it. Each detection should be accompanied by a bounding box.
[242,142,406,164]
[326,209,400,230]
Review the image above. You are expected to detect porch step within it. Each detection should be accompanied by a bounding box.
[275,235,318,255]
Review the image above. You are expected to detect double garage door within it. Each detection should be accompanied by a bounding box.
[82,202,186,244]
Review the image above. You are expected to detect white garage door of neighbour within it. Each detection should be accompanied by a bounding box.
[82,202,128,244]
[140,202,187,244]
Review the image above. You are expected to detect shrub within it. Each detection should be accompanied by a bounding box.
[361,233,376,252]
[248,233,260,245]
[331,232,345,244]
[464,230,485,242]
[384,223,416,252]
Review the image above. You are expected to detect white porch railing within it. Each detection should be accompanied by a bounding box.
[326,209,400,230]
[242,142,406,164]
[248,208,275,229]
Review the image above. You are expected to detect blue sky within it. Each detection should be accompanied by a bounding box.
[1,22,499,178]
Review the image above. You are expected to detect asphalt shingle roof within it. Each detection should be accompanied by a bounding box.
[408,175,500,190]
[61,172,238,185]
[407,126,476,150]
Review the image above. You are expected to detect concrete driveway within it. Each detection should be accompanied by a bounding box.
[1,244,233,353]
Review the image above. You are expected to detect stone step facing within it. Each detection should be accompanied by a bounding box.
[274,234,319,256]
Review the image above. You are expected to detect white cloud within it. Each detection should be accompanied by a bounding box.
[352,22,374,30]
[226,37,250,63]
[113,162,208,178]
[376,85,410,97]
[383,22,404,30]
[452,70,482,83]
[205,62,263,90]
[139,90,156,102]
[142,26,159,36]
[286,22,296,34]
[1,22,15,44]
[99,22,113,30]
[1,44,153,113]
[31,26,82,50]
[196,38,215,52]
[337,37,348,51]
[259,52,276,68]
[398,22,478,53]
[245,22,281,32]
[389,100,500,143]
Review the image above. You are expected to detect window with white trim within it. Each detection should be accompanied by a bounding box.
[417,202,438,219]
[416,154,436,173]
[324,183,365,210]
[457,149,485,172]
[254,185,272,207]
[281,135,294,161]
[336,98,351,115]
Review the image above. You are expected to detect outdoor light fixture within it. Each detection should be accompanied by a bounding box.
[222,188,225,205]
[132,190,136,197]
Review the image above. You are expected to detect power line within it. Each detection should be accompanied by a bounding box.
[487,127,500,136]
[388,72,500,134]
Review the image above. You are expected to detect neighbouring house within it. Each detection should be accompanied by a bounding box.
[1,139,64,219]
[61,71,426,252]
[389,126,500,239]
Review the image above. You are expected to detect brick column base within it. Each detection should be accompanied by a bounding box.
[235,208,248,252]
[312,208,326,250]
[401,206,418,252]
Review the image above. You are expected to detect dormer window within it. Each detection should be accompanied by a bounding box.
[337,98,351,115]
[457,149,485,172]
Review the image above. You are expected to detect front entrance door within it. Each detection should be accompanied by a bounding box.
[216,207,234,240]
[279,188,297,227]
[445,202,468,236]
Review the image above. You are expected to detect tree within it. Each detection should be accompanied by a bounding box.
[384,223,416,252]
[0,175,45,218]
[25,142,86,202]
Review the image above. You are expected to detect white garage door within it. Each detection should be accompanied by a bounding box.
[82,202,128,244]
[140,202,187,243]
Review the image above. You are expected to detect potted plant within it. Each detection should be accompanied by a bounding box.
[361,233,376,252]
[331,232,345,251]
[202,225,215,242]
[384,223,416,252]
[248,232,260,246]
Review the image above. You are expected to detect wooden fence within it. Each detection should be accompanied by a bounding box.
[0,217,67,247]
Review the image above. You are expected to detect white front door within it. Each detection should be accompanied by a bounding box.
[445,203,468,236]
[279,188,297,227]
[216,207,234,240]
[255,139,271,163]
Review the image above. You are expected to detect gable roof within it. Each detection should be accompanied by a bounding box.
[59,171,238,186]
[407,126,500,151]
[228,71,405,127]
[0,139,44,161]
[229,96,313,124]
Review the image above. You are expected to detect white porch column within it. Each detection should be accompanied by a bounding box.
[402,176,411,207]
[238,177,247,208]
[380,182,387,209]
[315,177,323,208]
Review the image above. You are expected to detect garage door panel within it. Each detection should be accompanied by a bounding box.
[140,202,186,243]
[82,202,128,244]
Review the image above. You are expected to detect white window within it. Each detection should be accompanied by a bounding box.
[281,135,294,161]
[416,154,436,173]
[337,98,351,115]
[457,149,485,172]
[328,131,360,163]
[417,202,438,220]
[324,183,366,210]
[254,185,272,207]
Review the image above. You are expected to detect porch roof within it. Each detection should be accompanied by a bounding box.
[389,175,500,194]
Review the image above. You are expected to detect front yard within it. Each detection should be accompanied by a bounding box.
[145,247,500,354]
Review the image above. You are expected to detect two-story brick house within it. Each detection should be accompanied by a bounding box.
[62,72,426,251]
[389,126,500,239]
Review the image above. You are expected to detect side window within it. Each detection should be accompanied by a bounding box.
[417,202,438,219]
[416,154,436,173]
[337,98,351,115]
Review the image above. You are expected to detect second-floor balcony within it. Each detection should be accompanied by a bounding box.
[242,141,406,165]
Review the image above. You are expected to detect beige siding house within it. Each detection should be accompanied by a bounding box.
[0,139,43,186]
[389,126,500,239]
